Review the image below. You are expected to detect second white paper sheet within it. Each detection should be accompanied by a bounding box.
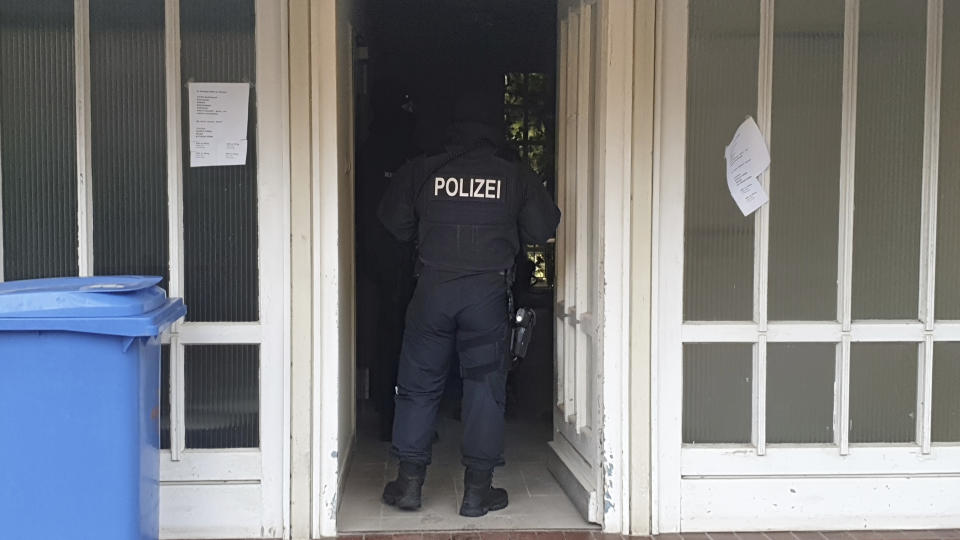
[725,116,770,216]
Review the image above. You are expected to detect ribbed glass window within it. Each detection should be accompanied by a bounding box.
[0,0,78,280]
[766,343,836,444]
[684,0,760,321]
[90,0,168,286]
[767,0,843,321]
[932,343,960,443]
[935,0,960,320]
[849,343,918,444]
[851,0,926,320]
[180,0,258,321]
[184,345,259,449]
[683,343,753,444]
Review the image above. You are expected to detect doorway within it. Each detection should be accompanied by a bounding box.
[343,0,591,532]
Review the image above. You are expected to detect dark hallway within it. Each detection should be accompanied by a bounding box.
[346,0,585,532]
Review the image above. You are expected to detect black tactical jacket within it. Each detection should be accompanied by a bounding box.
[378,122,561,273]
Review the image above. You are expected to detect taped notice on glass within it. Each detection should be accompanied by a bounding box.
[725,116,770,216]
[188,82,250,167]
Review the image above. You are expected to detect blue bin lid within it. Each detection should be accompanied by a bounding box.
[0,276,186,336]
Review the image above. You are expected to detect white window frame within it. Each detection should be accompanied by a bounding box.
[654,0,960,533]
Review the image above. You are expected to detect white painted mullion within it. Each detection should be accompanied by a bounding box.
[918,1,943,456]
[74,0,95,277]
[754,0,773,332]
[920,336,934,453]
[751,0,774,458]
[834,0,859,458]
[753,336,767,456]
[837,0,859,332]
[838,336,851,455]
[164,0,186,462]
[919,0,943,331]
[170,332,186,460]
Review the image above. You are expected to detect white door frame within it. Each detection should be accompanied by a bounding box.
[308,1,357,537]
[302,0,636,534]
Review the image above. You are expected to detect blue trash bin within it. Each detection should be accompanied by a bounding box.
[0,276,186,540]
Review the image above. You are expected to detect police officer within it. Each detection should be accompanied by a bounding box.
[377,90,561,517]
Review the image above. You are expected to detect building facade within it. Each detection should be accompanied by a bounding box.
[0,0,957,538]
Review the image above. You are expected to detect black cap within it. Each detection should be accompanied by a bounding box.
[453,90,502,127]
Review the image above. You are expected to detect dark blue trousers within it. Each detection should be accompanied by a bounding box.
[391,267,510,471]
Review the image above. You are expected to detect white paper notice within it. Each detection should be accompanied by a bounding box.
[724,116,770,216]
[188,82,250,167]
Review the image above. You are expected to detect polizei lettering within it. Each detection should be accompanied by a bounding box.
[433,177,502,200]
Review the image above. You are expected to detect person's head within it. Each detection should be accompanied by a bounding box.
[452,90,502,128]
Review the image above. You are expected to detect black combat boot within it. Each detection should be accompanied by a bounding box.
[459,468,508,517]
[382,461,426,510]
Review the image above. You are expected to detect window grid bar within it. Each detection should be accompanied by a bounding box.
[74,0,95,277]
[753,336,768,455]
[563,5,580,423]
[165,0,185,462]
[573,3,593,433]
[751,0,775,457]
[918,0,943,456]
[754,0,773,332]
[919,0,943,332]
[832,342,843,446]
[555,17,569,411]
[921,336,934,453]
[681,321,960,343]
[838,0,859,332]
[171,333,186,460]
[839,335,851,455]
[834,0,860,459]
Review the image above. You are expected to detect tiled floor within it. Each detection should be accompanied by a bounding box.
[338,410,594,532]
[337,531,960,540]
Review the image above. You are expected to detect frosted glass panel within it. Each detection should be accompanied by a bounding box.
[683,343,753,444]
[184,345,259,449]
[181,0,259,321]
[932,343,960,442]
[851,0,926,320]
[768,0,843,321]
[849,343,918,443]
[684,0,759,321]
[936,1,960,320]
[90,0,168,286]
[160,345,170,450]
[767,343,835,444]
[0,0,78,280]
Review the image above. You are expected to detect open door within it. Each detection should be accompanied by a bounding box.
[551,0,633,532]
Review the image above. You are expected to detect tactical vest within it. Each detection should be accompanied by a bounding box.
[414,147,523,273]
